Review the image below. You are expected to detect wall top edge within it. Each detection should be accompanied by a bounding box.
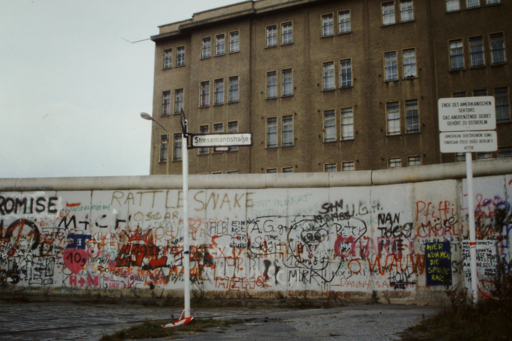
[1,160,511,192]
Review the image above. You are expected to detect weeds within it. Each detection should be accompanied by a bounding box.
[100,318,242,341]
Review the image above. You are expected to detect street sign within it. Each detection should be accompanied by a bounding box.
[191,133,252,148]
[440,131,497,153]
[438,96,496,132]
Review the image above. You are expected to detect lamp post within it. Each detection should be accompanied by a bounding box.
[140,112,169,175]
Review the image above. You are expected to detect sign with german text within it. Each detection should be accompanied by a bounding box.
[440,131,498,153]
[191,133,252,148]
[426,242,452,286]
[438,97,496,132]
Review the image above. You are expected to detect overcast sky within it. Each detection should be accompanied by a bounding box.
[0,0,241,179]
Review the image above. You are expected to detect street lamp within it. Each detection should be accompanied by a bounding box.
[140,112,169,175]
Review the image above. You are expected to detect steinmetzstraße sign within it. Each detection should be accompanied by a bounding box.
[438,96,496,132]
[191,133,252,148]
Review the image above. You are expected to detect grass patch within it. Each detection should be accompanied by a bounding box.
[100,318,242,340]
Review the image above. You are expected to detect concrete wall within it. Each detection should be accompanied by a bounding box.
[1,161,511,304]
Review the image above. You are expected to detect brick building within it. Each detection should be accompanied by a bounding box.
[147,0,511,175]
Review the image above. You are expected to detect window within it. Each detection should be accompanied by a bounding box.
[322,14,334,36]
[267,72,277,98]
[403,49,416,78]
[282,116,293,146]
[446,0,460,12]
[214,123,223,133]
[175,89,183,113]
[338,11,351,33]
[498,147,512,158]
[325,163,337,172]
[469,36,485,67]
[267,25,277,47]
[177,47,185,66]
[382,2,396,26]
[495,87,510,123]
[450,40,464,70]
[160,135,168,162]
[230,31,240,53]
[266,169,277,173]
[215,34,225,56]
[229,77,239,102]
[408,156,421,166]
[164,49,172,69]
[282,22,292,44]
[199,125,209,155]
[341,108,354,140]
[227,171,238,174]
[162,91,171,116]
[490,33,506,64]
[406,100,419,133]
[228,121,238,151]
[477,152,492,160]
[173,134,182,161]
[473,89,487,96]
[324,110,336,142]
[400,0,414,22]
[389,158,401,168]
[340,59,352,87]
[267,117,277,148]
[283,167,294,173]
[466,0,480,8]
[214,79,224,105]
[282,69,293,96]
[453,92,466,97]
[486,0,500,4]
[323,62,335,89]
[456,152,466,161]
[385,52,398,81]
[387,102,400,135]
[201,37,211,58]
[343,162,355,171]
[200,81,210,107]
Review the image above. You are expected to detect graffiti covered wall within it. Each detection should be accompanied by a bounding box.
[1,174,510,303]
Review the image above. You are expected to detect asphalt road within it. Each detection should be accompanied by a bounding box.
[0,301,437,340]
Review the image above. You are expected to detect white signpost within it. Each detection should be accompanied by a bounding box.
[438,96,497,305]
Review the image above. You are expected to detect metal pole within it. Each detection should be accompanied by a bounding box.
[182,120,191,318]
[166,135,170,175]
[466,152,478,305]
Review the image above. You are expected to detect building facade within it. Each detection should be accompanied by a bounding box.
[148,0,511,175]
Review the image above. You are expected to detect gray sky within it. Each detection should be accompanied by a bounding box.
[0,0,241,178]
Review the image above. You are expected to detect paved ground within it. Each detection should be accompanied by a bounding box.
[0,301,437,340]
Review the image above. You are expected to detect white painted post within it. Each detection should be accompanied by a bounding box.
[466,152,478,305]
[182,120,191,318]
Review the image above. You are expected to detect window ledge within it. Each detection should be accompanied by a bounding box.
[281,94,294,98]
[163,67,172,71]
[321,34,334,39]
[340,85,353,90]
[175,64,185,68]
[341,138,354,142]
[491,62,507,66]
[337,31,352,36]
[470,65,486,69]
[281,42,293,46]
[158,160,167,163]
[466,6,481,10]
[406,131,421,135]
[381,23,396,27]
[160,114,171,117]
[198,153,209,157]
[199,105,210,108]
[400,19,415,24]
[497,120,512,125]
[322,88,336,92]
[449,68,465,72]
[213,103,224,107]
[266,96,278,100]
[446,10,461,14]
[229,50,240,54]
[173,112,182,115]
[323,140,337,144]
[214,54,225,58]
[386,133,402,137]
[281,144,294,148]
[227,100,240,104]
[265,45,278,49]
[172,160,182,162]
[266,147,278,150]
[200,56,211,60]
[384,79,399,83]
[403,76,418,80]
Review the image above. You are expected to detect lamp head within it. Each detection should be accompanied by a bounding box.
[140,112,152,120]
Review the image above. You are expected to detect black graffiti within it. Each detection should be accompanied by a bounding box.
[0,196,58,215]
[318,200,344,214]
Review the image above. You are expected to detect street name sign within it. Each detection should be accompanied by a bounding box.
[438,96,496,132]
[440,131,497,153]
[191,133,252,148]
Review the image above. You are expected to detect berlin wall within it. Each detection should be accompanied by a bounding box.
[1,160,511,304]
